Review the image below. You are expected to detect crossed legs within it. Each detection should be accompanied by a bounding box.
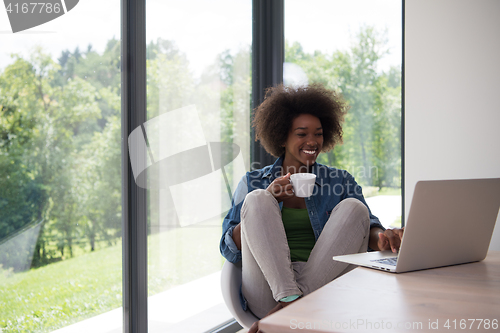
[240,189,370,319]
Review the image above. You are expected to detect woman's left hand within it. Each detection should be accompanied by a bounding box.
[377,227,405,253]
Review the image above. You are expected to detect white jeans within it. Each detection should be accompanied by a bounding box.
[240,189,370,318]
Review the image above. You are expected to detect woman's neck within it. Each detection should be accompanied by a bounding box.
[281,159,314,175]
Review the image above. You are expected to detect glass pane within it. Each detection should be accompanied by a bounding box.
[0,2,122,332]
[145,0,251,331]
[285,0,402,228]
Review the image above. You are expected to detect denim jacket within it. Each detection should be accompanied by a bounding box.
[220,156,385,264]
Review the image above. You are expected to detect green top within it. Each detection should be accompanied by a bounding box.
[281,206,316,262]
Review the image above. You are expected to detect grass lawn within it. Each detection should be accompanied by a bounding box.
[0,221,223,333]
[376,187,401,196]
[362,186,401,198]
[0,240,122,333]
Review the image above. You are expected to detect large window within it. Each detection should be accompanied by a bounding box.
[0,1,401,332]
[0,1,122,332]
[145,0,251,331]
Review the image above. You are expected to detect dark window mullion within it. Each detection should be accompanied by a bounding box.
[251,0,284,169]
[121,0,148,332]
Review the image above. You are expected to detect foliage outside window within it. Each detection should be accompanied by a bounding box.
[0,42,122,332]
[286,27,401,190]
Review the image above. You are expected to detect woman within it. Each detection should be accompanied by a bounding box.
[219,84,403,332]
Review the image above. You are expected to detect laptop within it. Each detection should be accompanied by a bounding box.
[332,178,500,273]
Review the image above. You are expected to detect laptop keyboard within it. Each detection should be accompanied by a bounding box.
[370,257,398,266]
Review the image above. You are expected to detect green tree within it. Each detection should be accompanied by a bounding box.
[285,26,401,188]
[55,39,121,132]
[0,48,101,267]
[147,38,194,119]
[74,116,121,251]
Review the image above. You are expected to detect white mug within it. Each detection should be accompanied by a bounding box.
[290,173,316,197]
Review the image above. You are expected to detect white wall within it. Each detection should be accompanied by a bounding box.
[405,0,500,250]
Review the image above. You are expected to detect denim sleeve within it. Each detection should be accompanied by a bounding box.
[342,172,385,230]
[220,175,248,264]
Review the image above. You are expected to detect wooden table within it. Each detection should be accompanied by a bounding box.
[260,252,500,332]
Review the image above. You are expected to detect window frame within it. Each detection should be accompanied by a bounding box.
[251,0,285,169]
[121,0,148,332]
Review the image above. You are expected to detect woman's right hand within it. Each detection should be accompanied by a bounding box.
[266,172,294,202]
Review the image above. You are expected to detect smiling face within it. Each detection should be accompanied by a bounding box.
[282,113,323,173]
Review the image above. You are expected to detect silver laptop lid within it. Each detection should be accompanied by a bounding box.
[396,178,500,273]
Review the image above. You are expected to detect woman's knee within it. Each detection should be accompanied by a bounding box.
[332,198,370,229]
[242,189,276,212]
[244,188,272,202]
[241,189,280,227]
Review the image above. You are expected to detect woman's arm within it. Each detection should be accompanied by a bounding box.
[220,175,248,263]
[232,223,242,251]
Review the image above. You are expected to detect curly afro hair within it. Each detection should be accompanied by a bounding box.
[253,83,349,157]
